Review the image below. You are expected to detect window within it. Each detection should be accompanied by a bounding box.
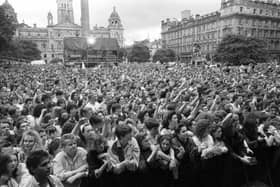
[253,9,256,14]
[260,9,263,14]
[52,54,55,58]
[43,54,47,58]
[240,7,243,12]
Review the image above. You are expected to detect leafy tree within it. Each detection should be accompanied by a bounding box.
[214,34,269,65]
[118,47,128,61]
[0,6,17,51]
[128,43,150,63]
[0,40,41,60]
[153,48,176,63]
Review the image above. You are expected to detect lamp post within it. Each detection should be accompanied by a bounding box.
[87,37,95,68]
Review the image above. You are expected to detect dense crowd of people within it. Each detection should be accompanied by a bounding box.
[0,62,280,187]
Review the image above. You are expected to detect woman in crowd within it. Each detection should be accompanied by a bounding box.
[136,133,158,187]
[86,133,112,187]
[154,134,177,187]
[0,153,19,187]
[19,130,43,162]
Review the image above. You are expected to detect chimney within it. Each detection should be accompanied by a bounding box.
[33,24,37,28]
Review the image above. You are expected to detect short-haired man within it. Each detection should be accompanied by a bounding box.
[19,150,63,187]
[53,133,88,187]
[108,124,140,187]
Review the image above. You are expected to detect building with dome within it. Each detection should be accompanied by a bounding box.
[90,7,124,47]
[2,0,125,63]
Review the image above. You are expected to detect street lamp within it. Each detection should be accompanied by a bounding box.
[86,37,95,67]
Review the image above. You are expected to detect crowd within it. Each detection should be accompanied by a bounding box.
[0,62,280,187]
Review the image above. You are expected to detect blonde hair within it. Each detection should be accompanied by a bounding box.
[20,130,44,154]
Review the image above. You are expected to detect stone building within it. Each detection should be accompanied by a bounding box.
[161,0,280,62]
[90,6,124,48]
[7,0,124,63]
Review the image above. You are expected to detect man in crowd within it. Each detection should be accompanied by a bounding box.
[53,134,87,187]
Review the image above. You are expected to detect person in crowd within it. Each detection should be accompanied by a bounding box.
[19,130,44,162]
[19,150,63,187]
[86,133,113,187]
[0,153,19,187]
[107,124,140,187]
[53,133,87,187]
[154,134,177,187]
[1,60,280,187]
[136,133,158,187]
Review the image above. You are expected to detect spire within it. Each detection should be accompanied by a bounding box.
[113,6,116,12]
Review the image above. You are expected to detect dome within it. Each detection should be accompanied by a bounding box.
[109,6,120,20]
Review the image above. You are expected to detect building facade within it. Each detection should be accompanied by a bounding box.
[5,0,124,63]
[90,7,124,48]
[161,0,280,62]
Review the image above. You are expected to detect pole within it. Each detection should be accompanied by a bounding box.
[87,46,89,68]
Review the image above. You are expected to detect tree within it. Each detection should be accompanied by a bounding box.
[153,48,176,63]
[118,47,128,61]
[214,34,269,65]
[0,40,41,60]
[127,43,150,63]
[0,6,16,51]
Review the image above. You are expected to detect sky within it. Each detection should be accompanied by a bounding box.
[1,0,221,45]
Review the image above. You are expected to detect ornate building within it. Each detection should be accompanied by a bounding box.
[90,6,124,47]
[161,0,280,62]
[9,0,124,63]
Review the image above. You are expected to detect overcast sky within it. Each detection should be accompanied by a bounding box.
[1,0,221,45]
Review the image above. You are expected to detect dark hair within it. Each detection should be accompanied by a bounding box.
[175,123,187,135]
[135,133,147,151]
[162,111,181,129]
[0,153,12,176]
[145,118,159,130]
[89,115,103,126]
[33,104,45,118]
[111,103,121,113]
[26,150,50,175]
[232,94,241,102]
[115,124,132,139]
[41,94,51,103]
[56,90,63,96]
[48,138,60,157]
[61,121,75,135]
[194,119,211,141]
[57,99,66,108]
[66,103,77,113]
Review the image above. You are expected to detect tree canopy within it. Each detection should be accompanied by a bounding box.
[0,40,41,61]
[128,43,150,63]
[152,48,176,63]
[214,34,269,65]
[0,6,16,51]
[0,5,41,61]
